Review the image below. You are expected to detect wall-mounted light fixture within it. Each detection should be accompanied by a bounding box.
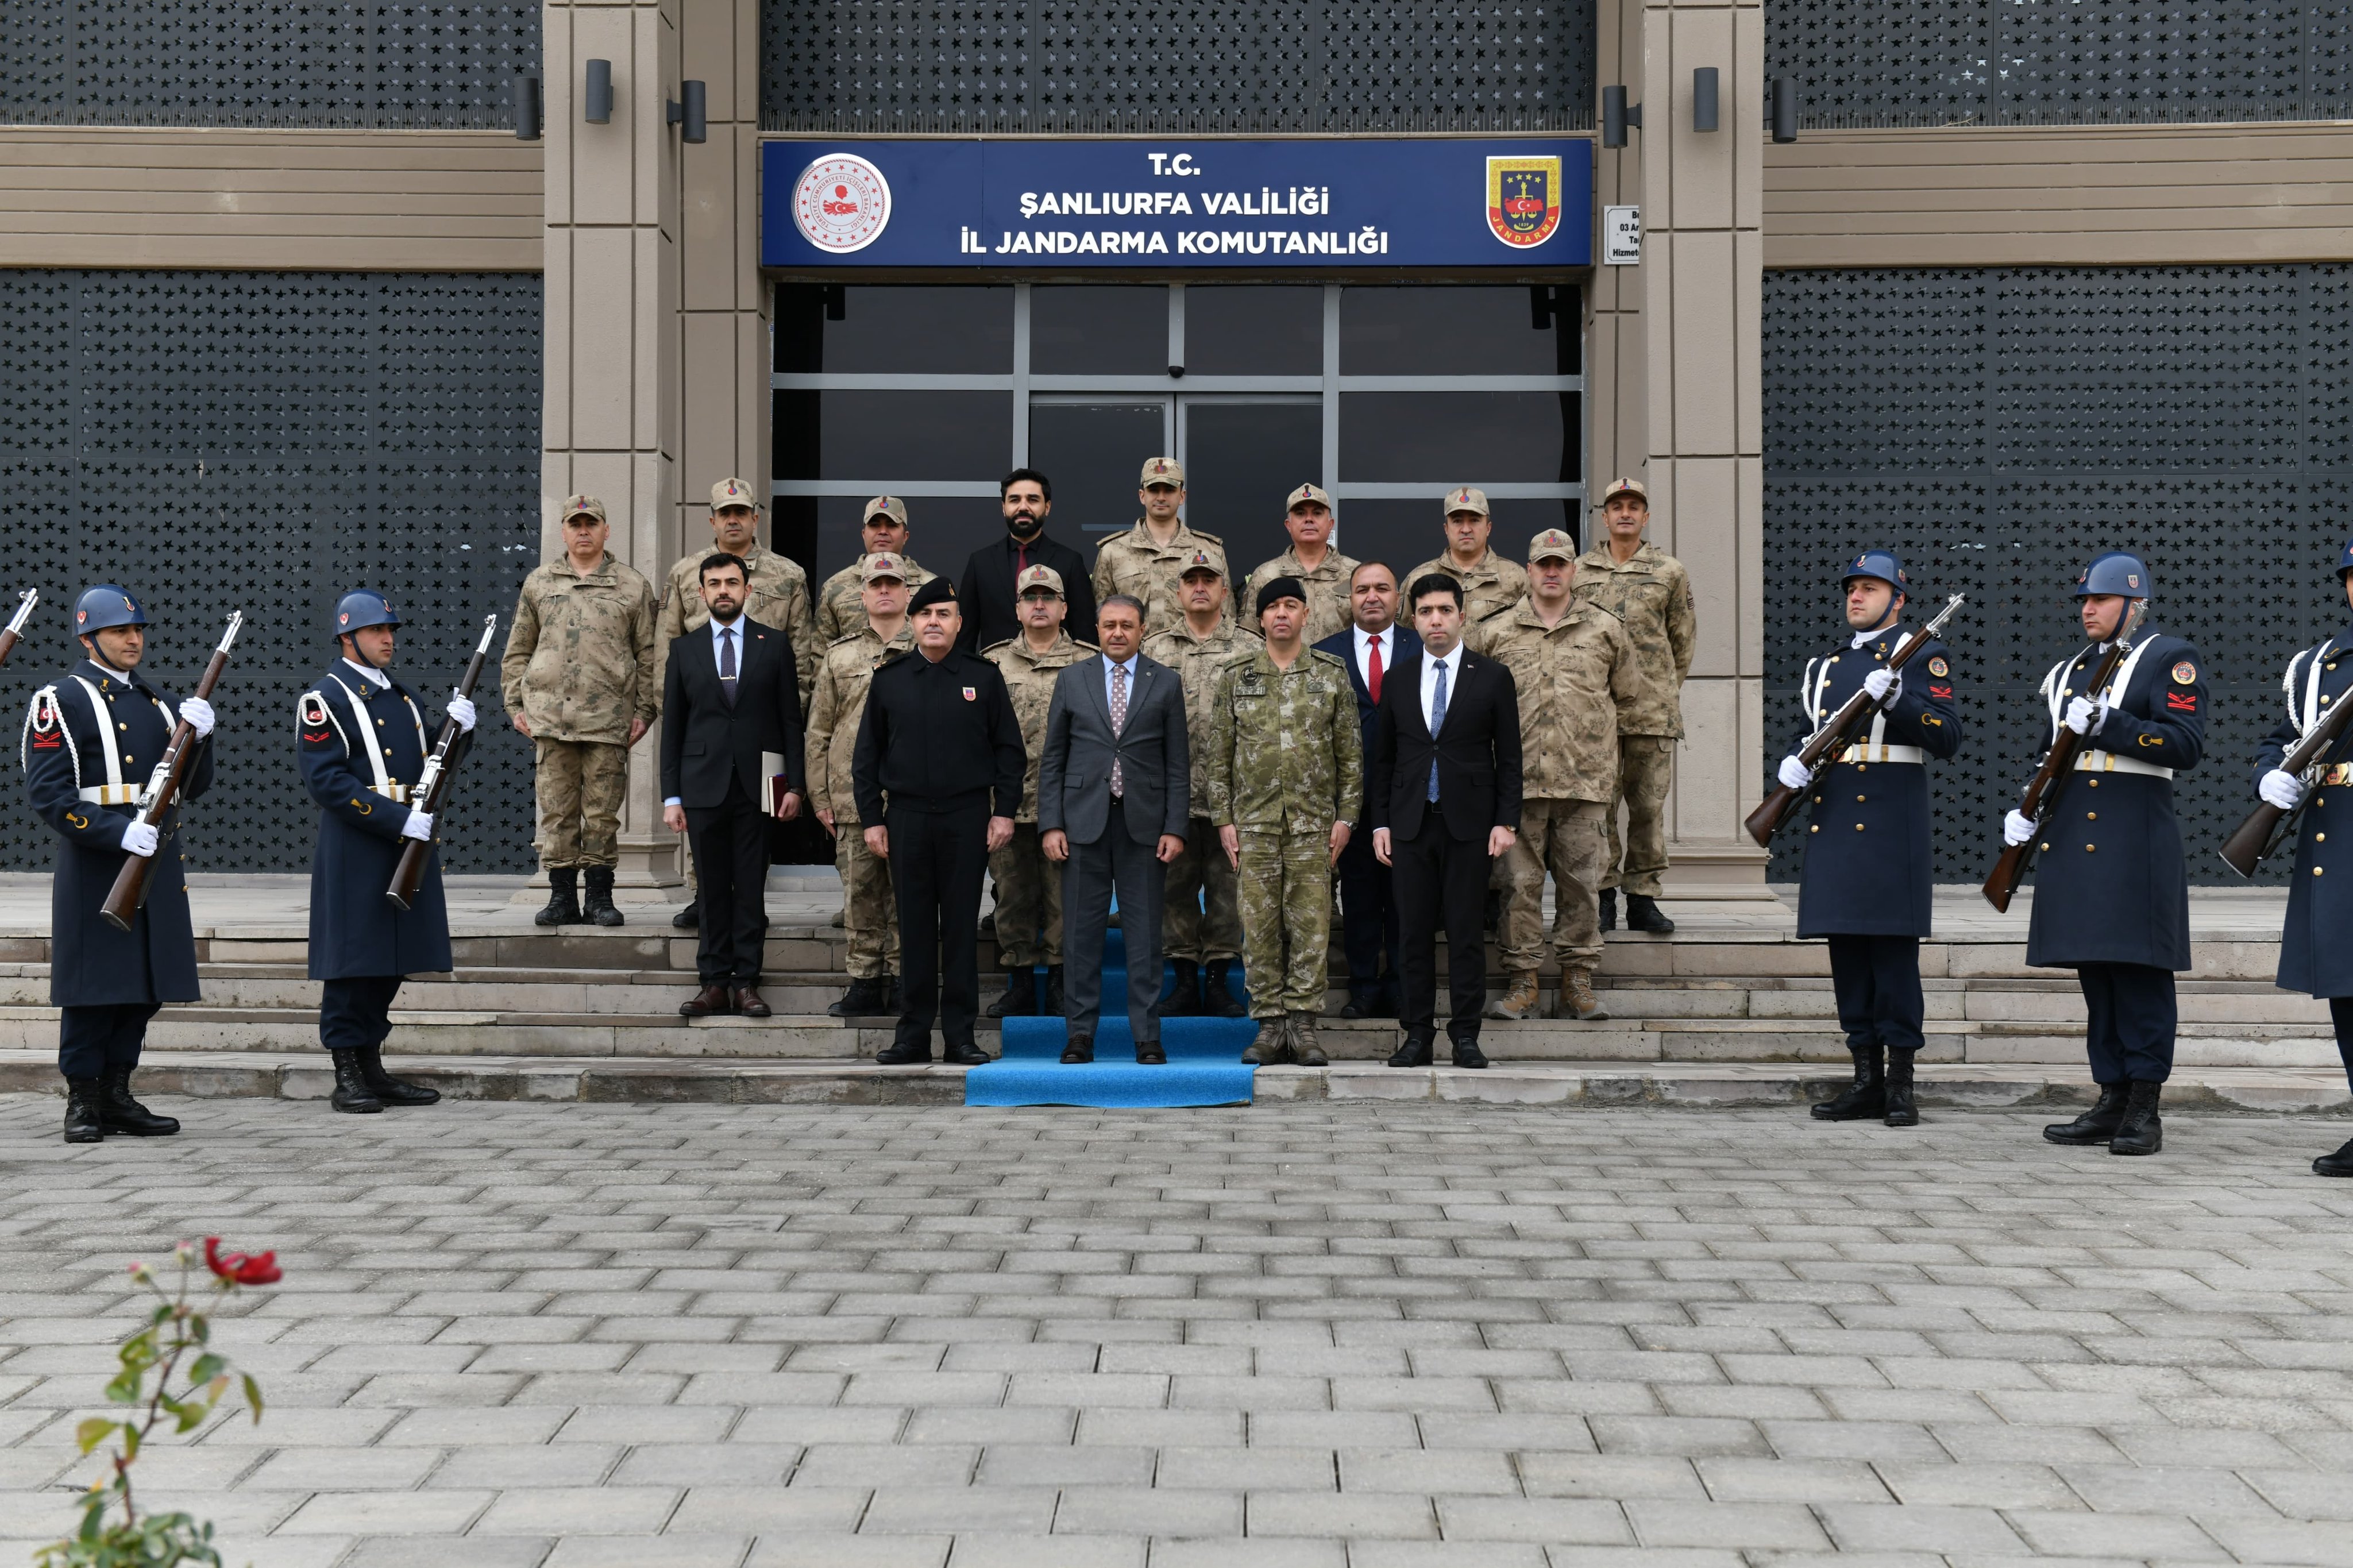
[512,75,541,140]
[1769,78,1798,142]
[1602,85,1642,148]
[584,59,613,125]
[1692,67,1719,132]
[668,80,707,143]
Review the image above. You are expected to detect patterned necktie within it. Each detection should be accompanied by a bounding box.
[1365,633,1383,703]
[1427,657,1448,802]
[718,626,737,707]
[1110,660,1128,798]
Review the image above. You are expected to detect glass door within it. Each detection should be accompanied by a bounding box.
[1027,397,1173,538]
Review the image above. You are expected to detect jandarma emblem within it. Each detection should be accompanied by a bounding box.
[793,154,892,253]
[1487,156,1561,248]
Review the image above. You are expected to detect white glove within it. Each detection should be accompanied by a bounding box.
[2063,696,2109,736]
[400,810,435,841]
[2259,769,2305,812]
[176,697,214,739]
[446,693,477,733]
[1862,668,1899,702]
[1777,755,1815,791]
[2003,809,2036,848]
[119,820,159,858]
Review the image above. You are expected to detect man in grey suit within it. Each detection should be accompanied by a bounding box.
[1039,594,1191,1064]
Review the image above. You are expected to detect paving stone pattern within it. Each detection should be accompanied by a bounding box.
[2,1096,2352,1567]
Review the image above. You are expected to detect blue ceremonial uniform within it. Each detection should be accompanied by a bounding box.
[2256,628,2353,1099]
[20,658,211,1074]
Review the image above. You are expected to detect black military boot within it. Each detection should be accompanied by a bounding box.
[1164,959,1203,1018]
[329,1048,385,1114]
[534,867,583,928]
[1810,1046,1885,1121]
[582,867,624,927]
[671,897,698,930]
[1202,959,1247,1018]
[2043,1083,2128,1145]
[356,1045,440,1107]
[1624,894,1676,934]
[829,976,887,1018]
[63,1078,103,1144]
[2314,1137,2353,1178]
[1883,1048,1920,1127]
[986,967,1035,1018]
[1043,965,1066,1017]
[2108,1081,2163,1156]
[1598,889,1618,932]
[97,1069,179,1136]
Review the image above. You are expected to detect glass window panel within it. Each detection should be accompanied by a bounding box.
[1181,399,1323,542]
[1339,499,1584,578]
[1029,400,1170,534]
[1339,285,1577,376]
[774,391,1010,480]
[1339,392,1576,483]
[1185,286,1322,376]
[812,494,1007,584]
[1031,285,1169,374]
[774,284,1013,374]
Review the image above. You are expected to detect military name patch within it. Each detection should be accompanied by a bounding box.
[2171,661,2197,685]
[1926,656,1949,678]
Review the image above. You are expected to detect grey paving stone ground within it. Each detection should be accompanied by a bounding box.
[2,1095,2351,1567]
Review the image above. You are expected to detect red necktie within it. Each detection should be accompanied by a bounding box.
[1016,541,1029,577]
[1365,634,1383,703]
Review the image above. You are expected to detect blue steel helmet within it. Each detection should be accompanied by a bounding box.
[2337,538,2353,580]
[1839,550,1908,593]
[333,589,401,638]
[73,585,148,635]
[2073,551,2151,598]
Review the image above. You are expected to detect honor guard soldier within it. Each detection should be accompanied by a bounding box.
[1244,485,1360,647]
[806,554,916,1017]
[1777,552,1962,1128]
[982,564,1097,1018]
[1141,546,1256,1018]
[22,586,214,1143]
[298,591,477,1114]
[2252,538,2353,1177]
[1091,457,1227,636]
[817,496,934,644]
[2006,551,2207,1157]
[1407,487,1529,627]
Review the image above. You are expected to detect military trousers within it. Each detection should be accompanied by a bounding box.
[1602,734,1676,898]
[988,824,1063,968]
[1235,827,1333,1019]
[832,817,900,981]
[2333,997,2353,1092]
[1163,816,1243,963]
[2077,961,2176,1085]
[533,737,630,870]
[1498,798,1607,979]
[319,975,403,1052]
[59,1002,159,1079]
[1826,935,1924,1055]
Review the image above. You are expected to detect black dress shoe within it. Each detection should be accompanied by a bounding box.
[1387,1033,1434,1068]
[2314,1137,2353,1177]
[1340,988,1376,1020]
[679,984,731,1018]
[1060,1036,1094,1064]
[942,1040,993,1067]
[1624,895,1676,934]
[875,1038,931,1065]
[671,899,698,930]
[1450,1037,1490,1070]
[1135,1044,1167,1065]
[733,986,772,1018]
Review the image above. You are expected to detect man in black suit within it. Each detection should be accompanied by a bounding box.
[955,469,1099,655]
[1315,560,1416,1021]
[661,552,805,1019]
[1371,574,1522,1069]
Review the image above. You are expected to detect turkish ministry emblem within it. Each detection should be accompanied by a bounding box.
[793,153,892,254]
[1487,156,1562,249]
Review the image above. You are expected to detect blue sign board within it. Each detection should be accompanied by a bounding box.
[760,138,1595,270]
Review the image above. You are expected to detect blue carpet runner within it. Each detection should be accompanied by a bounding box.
[965,928,1262,1108]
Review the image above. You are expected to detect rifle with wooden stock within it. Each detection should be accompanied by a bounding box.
[1980,600,2149,913]
[0,590,37,667]
[1742,594,1965,847]
[101,611,242,932]
[2218,660,2353,878]
[387,614,498,912]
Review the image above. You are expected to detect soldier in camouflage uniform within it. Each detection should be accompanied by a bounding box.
[1471,529,1639,1022]
[1140,544,1256,1018]
[1243,484,1360,648]
[657,477,821,928]
[816,496,935,644]
[1091,457,1228,637]
[1407,486,1530,628]
[804,554,915,1016]
[1205,576,1363,1066]
[501,495,659,928]
[1575,477,1696,935]
[982,564,1097,1017]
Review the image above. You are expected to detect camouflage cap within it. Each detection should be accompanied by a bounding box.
[1177,545,1228,580]
[560,494,606,523]
[862,495,908,527]
[1444,486,1491,517]
[1015,563,1065,598]
[859,552,911,585]
[710,476,760,512]
[1285,482,1333,511]
[1599,476,1648,507]
[1140,456,1186,488]
[1527,528,1578,563]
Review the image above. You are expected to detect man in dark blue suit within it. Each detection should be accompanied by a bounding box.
[23,585,215,1143]
[1316,561,1418,1018]
[298,590,476,1114]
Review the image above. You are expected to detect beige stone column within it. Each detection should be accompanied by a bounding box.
[1587,0,1646,488]
[1639,0,1770,895]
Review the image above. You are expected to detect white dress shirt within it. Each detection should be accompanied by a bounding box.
[1419,643,1464,733]
[341,656,390,690]
[1101,651,1140,717]
[1353,625,1395,693]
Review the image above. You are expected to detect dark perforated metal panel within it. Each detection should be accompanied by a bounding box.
[1764,265,2353,886]
[0,271,542,875]
[1768,1,2352,125]
[763,2,1593,131]
[0,2,538,127]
